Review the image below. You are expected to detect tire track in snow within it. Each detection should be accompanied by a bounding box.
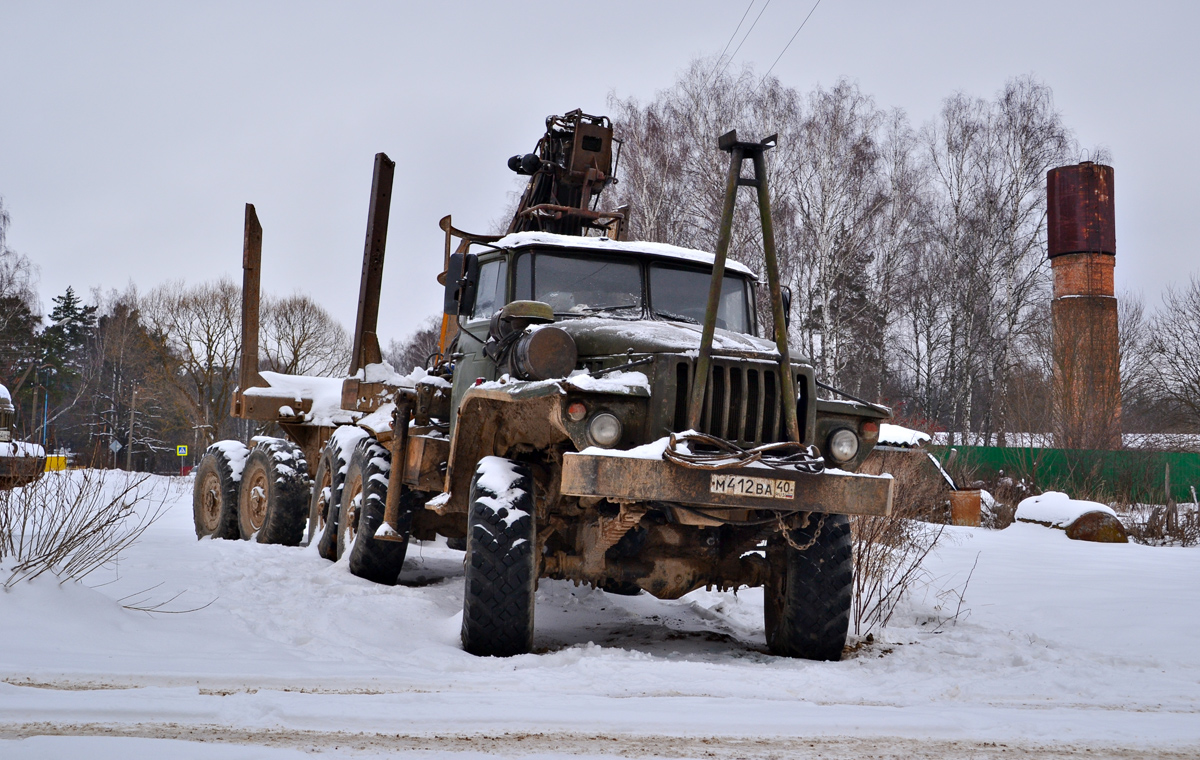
[2,722,1197,759]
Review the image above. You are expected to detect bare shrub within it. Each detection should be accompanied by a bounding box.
[385,314,442,373]
[0,470,165,587]
[852,450,947,635]
[1119,497,1200,548]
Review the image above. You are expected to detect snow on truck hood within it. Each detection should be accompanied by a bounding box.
[553,317,780,357]
[492,231,758,278]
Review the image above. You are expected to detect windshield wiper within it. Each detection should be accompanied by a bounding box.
[653,310,699,324]
[578,302,639,313]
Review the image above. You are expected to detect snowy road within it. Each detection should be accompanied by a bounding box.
[2,473,1199,758]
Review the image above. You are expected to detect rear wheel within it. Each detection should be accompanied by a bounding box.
[764,512,853,660]
[192,442,246,540]
[344,438,411,585]
[237,438,310,544]
[306,446,340,553]
[316,427,368,560]
[461,456,537,657]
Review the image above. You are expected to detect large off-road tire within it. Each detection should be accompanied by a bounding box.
[764,512,853,661]
[306,446,341,553]
[237,438,310,544]
[343,438,410,585]
[461,456,537,657]
[192,442,246,540]
[316,427,368,561]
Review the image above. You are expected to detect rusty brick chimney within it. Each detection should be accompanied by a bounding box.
[1047,161,1121,450]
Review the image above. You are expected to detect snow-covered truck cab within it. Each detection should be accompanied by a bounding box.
[444,232,765,437]
[432,229,893,659]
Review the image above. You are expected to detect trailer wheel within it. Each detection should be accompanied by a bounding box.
[192,442,246,540]
[237,438,310,545]
[307,446,341,554]
[341,438,411,584]
[316,427,368,561]
[764,512,853,661]
[461,457,536,657]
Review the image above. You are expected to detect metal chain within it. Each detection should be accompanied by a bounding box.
[778,512,826,552]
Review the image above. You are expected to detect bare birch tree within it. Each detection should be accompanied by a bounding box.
[260,293,351,377]
[1149,276,1200,426]
[141,278,242,444]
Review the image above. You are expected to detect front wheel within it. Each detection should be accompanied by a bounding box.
[764,512,853,660]
[461,456,537,657]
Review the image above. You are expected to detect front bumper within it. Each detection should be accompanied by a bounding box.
[560,452,893,515]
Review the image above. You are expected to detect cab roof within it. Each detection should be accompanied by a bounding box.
[490,231,757,278]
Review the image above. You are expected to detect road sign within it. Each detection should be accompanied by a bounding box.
[177,445,188,457]
[109,440,123,453]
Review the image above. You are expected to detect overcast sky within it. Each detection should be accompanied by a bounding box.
[1,1,1196,346]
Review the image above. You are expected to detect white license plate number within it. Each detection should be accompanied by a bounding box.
[709,474,795,500]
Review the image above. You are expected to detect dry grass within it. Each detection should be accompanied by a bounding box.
[0,470,165,587]
[1118,498,1200,547]
[852,450,949,636]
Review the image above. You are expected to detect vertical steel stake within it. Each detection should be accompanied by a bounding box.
[350,153,396,375]
[687,145,743,432]
[239,203,263,394]
[688,131,799,443]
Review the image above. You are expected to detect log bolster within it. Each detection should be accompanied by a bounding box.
[560,452,893,516]
[234,392,314,421]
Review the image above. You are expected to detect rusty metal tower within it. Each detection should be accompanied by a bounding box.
[1047,161,1121,450]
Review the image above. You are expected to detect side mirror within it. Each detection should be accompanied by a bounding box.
[443,253,480,315]
[781,285,793,329]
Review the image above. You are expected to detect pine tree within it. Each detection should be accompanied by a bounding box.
[36,287,99,444]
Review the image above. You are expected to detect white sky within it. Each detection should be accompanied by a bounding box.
[1,1,1195,346]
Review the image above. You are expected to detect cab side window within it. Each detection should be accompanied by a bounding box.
[473,258,508,319]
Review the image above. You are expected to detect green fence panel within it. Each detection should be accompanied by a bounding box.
[930,446,1200,505]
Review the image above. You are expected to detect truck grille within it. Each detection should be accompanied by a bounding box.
[672,359,807,446]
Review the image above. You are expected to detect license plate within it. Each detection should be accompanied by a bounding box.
[709,473,795,500]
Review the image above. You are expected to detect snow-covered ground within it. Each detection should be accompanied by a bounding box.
[2,472,1199,758]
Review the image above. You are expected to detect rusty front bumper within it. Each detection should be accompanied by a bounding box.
[560,453,893,516]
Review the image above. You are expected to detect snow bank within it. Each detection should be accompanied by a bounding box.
[3,471,1200,754]
[878,423,930,448]
[492,230,757,277]
[0,440,44,457]
[1016,490,1116,527]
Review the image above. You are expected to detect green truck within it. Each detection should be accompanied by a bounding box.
[194,110,893,661]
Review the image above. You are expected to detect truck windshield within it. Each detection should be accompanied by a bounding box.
[515,252,641,316]
[512,249,754,334]
[648,263,751,334]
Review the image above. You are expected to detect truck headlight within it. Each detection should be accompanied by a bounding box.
[827,428,859,463]
[588,413,622,448]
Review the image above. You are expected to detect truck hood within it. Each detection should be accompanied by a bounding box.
[552,317,782,358]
